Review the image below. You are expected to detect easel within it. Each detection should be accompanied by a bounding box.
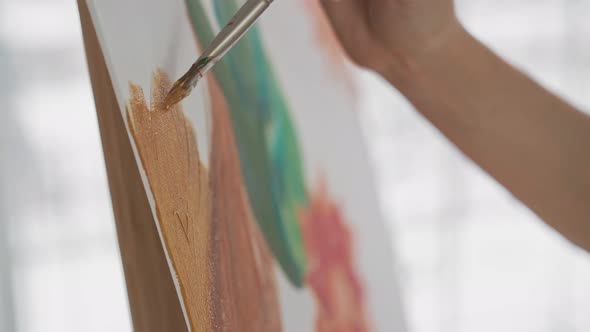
[77,1,188,330]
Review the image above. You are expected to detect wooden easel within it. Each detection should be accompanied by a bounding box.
[77,1,188,330]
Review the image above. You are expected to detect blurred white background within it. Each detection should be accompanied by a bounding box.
[0,0,589,332]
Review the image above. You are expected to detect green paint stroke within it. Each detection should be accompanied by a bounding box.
[184,0,308,287]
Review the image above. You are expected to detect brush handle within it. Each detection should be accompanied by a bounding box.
[194,0,274,80]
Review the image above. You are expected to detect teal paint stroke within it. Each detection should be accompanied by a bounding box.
[185,0,308,287]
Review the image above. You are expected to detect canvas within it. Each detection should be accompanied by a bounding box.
[85,0,406,330]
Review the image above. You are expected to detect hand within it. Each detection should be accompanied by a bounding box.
[319,0,461,75]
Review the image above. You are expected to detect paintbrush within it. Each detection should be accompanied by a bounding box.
[164,0,274,109]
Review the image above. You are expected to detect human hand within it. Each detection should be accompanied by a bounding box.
[319,0,461,75]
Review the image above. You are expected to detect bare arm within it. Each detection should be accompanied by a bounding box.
[320,0,590,250]
[389,26,590,250]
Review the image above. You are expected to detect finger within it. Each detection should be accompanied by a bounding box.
[318,0,367,41]
[318,0,380,67]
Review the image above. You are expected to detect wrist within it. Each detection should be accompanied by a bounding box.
[378,21,472,87]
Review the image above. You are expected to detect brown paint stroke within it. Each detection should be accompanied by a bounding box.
[207,73,282,332]
[126,69,281,332]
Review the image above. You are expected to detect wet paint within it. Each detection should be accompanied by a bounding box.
[127,69,282,331]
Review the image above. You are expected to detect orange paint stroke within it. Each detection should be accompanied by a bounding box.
[126,69,282,331]
[126,70,213,332]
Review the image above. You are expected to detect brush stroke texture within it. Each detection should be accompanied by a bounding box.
[185,0,307,286]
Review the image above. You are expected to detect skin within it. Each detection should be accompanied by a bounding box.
[320,0,590,251]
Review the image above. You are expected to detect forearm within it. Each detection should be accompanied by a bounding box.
[383,26,590,250]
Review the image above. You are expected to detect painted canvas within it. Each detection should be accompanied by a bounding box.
[86,0,406,330]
